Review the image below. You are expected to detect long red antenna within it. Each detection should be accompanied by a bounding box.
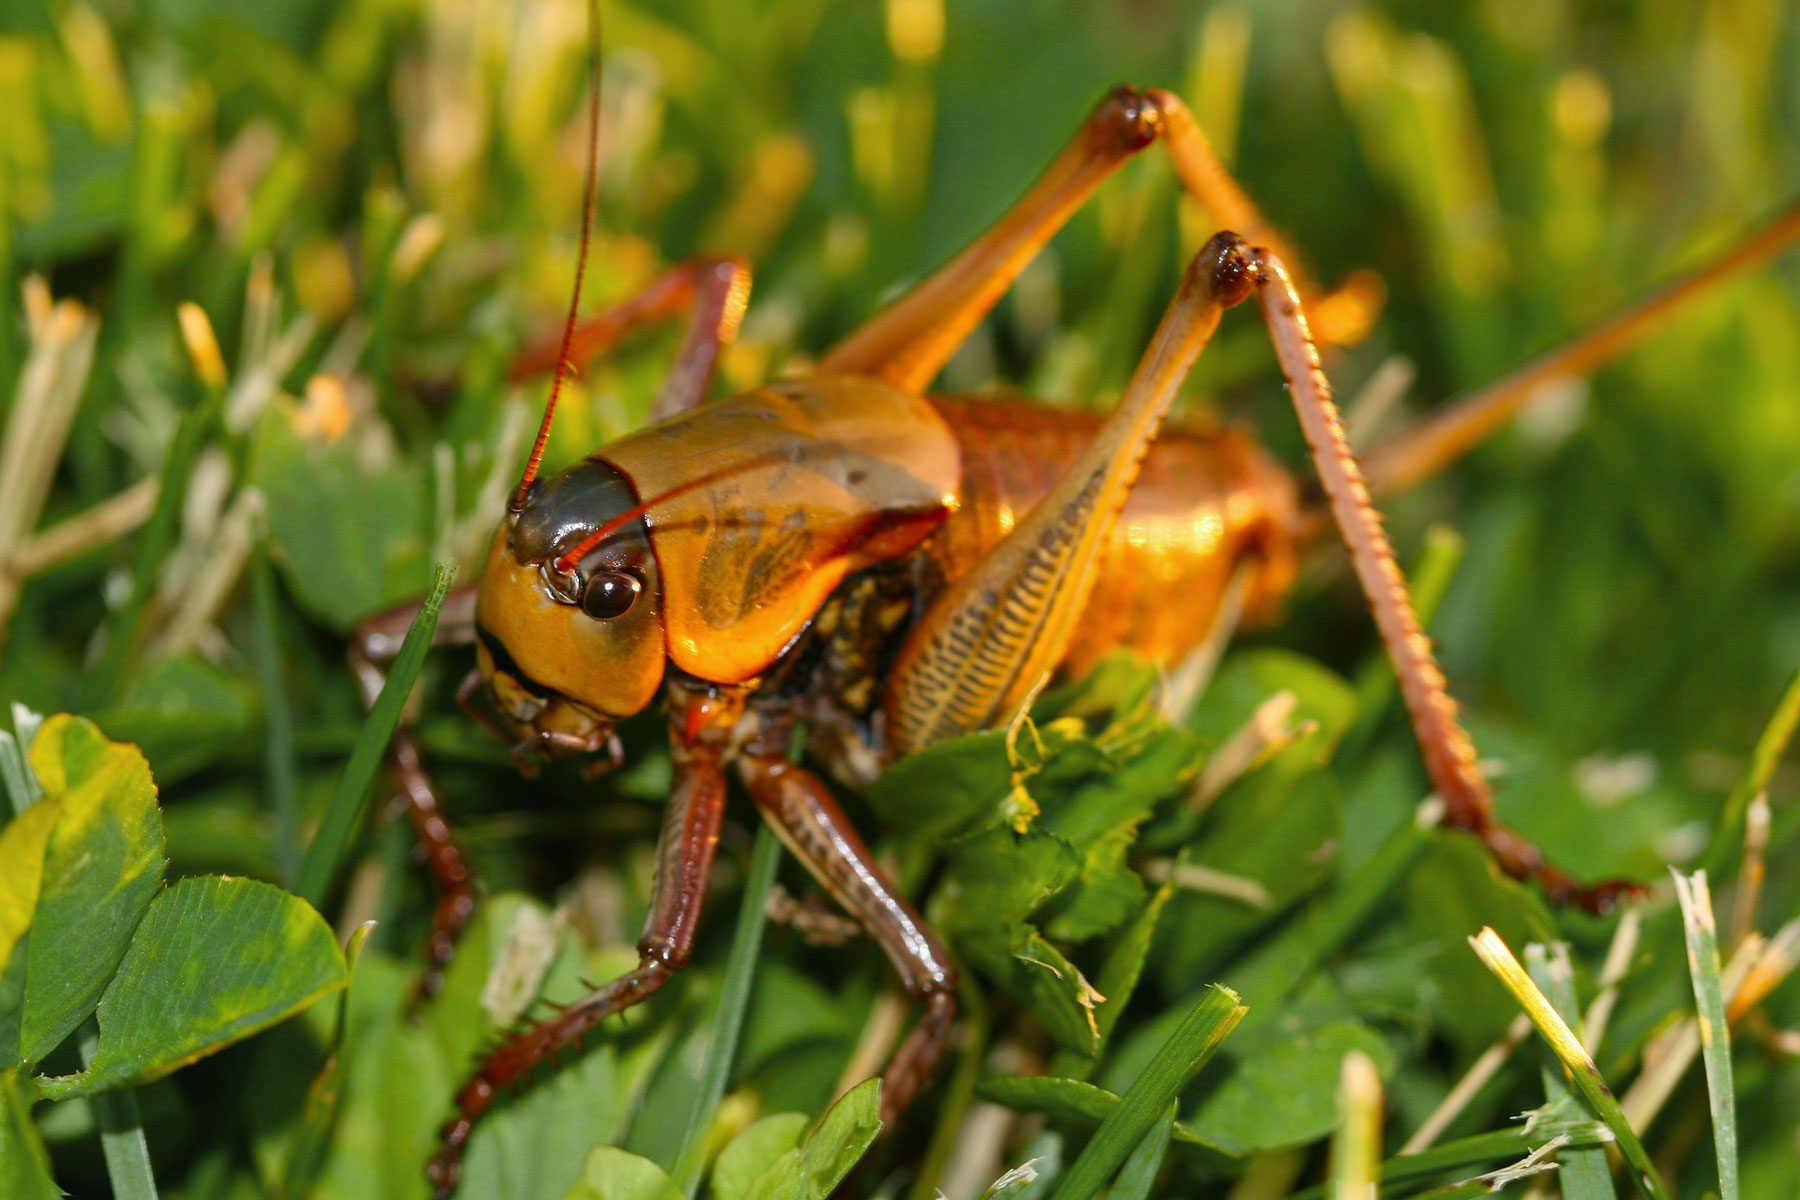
[512,0,604,512]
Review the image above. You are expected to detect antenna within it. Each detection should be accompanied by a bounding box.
[512,0,604,512]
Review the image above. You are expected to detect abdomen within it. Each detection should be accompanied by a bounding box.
[923,394,1299,677]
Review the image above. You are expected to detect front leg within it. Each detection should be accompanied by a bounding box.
[737,729,956,1123]
[426,686,739,1197]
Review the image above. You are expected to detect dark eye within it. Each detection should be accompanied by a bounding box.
[580,571,642,620]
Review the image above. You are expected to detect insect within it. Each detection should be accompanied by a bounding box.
[344,15,1800,1194]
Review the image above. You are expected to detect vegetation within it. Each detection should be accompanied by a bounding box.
[2,0,1798,1197]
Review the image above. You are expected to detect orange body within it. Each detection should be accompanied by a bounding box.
[474,376,1297,740]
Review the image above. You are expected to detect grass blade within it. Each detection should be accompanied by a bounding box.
[1671,870,1737,1200]
[1524,943,1612,1200]
[1048,983,1245,1200]
[1106,1102,1174,1200]
[1700,664,1800,875]
[1289,1124,1617,1199]
[670,823,783,1195]
[77,1020,159,1200]
[1469,927,1669,1200]
[250,541,301,888]
[78,303,227,711]
[296,562,455,907]
[1328,1050,1382,1199]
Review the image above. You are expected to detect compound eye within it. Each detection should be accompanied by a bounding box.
[580,571,642,620]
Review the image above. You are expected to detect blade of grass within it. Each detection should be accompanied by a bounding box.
[1619,933,1765,1131]
[1328,1050,1382,1199]
[1728,794,1769,949]
[1670,870,1737,1200]
[76,1019,159,1200]
[670,823,783,1195]
[1469,927,1669,1200]
[1524,943,1612,1200]
[1106,1102,1174,1200]
[78,303,229,710]
[1048,983,1245,1200]
[1700,664,1800,875]
[296,562,455,906]
[1289,1123,1617,1199]
[250,540,301,888]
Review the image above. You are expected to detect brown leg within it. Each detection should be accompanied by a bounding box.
[1246,249,1636,913]
[350,586,481,1000]
[737,736,955,1123]
[509,255,752,421]
[427,688,739,1196]
[820,86,1323,394]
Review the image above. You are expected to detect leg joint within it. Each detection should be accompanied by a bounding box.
[1091,85,1165,155]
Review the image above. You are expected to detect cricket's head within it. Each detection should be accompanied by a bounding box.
[473,460,667,757]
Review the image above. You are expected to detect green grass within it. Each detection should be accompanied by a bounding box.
[2,0,1800,1197]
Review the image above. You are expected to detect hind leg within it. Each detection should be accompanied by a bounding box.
[819,85,1355,395]
[1248,248,1636,913]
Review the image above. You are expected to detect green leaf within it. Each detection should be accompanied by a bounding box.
[0,802,60,995]
[940,826,1081,926]
[93,655,260,785]
[867,730,1010,842]
[1186,651,1355,763]
[249,403,432,632]
[1401,835,1553,1054]
[0,1068,58,1200]
[21,715,166,1067]
[1187,1021,1393,1151]
[37,876,346,1098]
[745,1078,883,1200]
[1155,768,1342,991]
[1089,881,1170,1050]
[562,1147,683,1200]
[957,925,1104,1056]
[711,1113,807,1200]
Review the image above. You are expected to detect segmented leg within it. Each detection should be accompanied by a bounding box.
[510,255,753,420]
[427,687,739,1196]
[885,235,1255,756]
[820,86,1329,394]
[737,730,956,1121]
[1247,249,1635,913]
[350,586,480,999]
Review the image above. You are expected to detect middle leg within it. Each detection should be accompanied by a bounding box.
[736,727,956,1122]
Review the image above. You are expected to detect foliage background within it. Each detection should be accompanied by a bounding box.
[2,0,1799,1196]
